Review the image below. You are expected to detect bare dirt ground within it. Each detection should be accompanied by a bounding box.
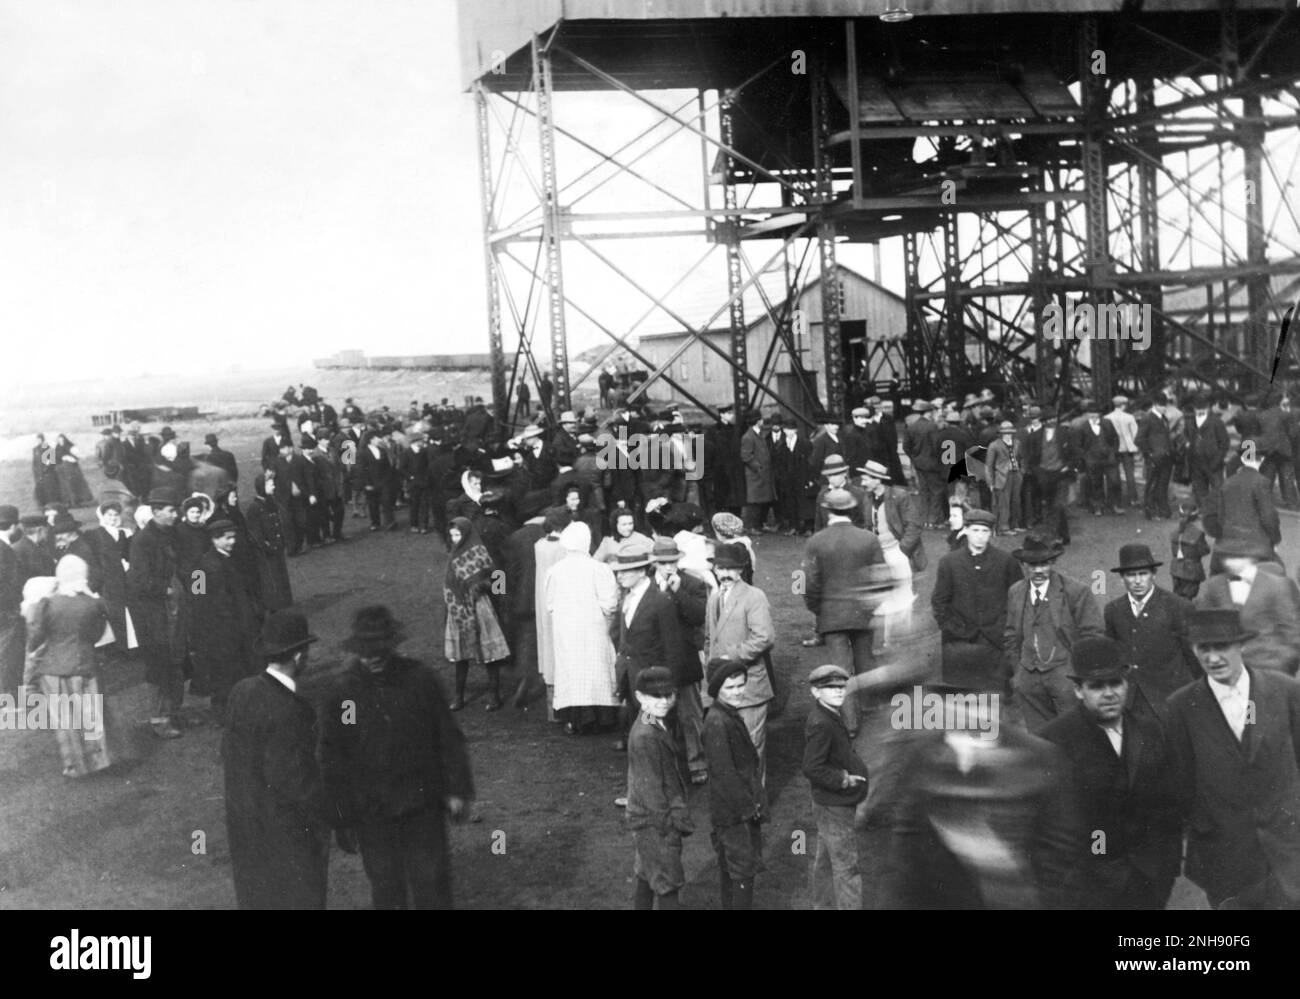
[0,367,1259,909]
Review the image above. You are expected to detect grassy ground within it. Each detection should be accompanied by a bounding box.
[3,369,1275,908]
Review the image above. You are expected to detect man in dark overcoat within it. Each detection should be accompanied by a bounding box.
[1041,637,1182,909]
[222,610,334,909]
[319,606,474,910]
[126,487,185,739]
[1103,543,1200,723]
[191,519,260,715]
[1166,608,1300,908]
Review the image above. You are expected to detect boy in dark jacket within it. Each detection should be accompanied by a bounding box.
[626,667,694,910]
[703,656,766,910]
[802,664,869,910]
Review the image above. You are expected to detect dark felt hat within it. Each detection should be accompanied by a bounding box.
[147,487,181,509]
[706,657,749,699]
[50,511,80,534]
[820,488,859,512]
[259,610,318,659]
[708,542,749,570]
[204,433,219,446]
[1067,636,1131,683]
[1112,543,1163,573]
[1188,608,1255,646]
[1013,530,1064,564]
[0,505,17,528]
[340,605,407,654]
[206,518,236,536]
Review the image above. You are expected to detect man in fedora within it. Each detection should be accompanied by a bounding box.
[705,542,775,781]
[320,606,474,909]
[1204,440,1282,571]
[1040,637,1182,909]
[1166,608,1300,908]
[1102,543,1199,724]
[1197,534,1300,675]
[223,609,335,909]
[987,420,1026,536]
[1184,390,1230,509]
[807,407,846,485]
[653,537,709,784]
[802,488,886,677]
[812,454,865,534]
[611,539,683,750]
[931,508,1022,693]
[857,460,926,575]
[1004,528,1104,732]
[1135,395,1175,520]
[127,487,186,739]
[903,400,945,527]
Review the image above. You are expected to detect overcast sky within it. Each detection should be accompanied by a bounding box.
[0,0,485,386]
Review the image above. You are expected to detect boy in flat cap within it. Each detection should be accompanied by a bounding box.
[626,666,694,910]
[703,656,766,909]
[802,664,869,910]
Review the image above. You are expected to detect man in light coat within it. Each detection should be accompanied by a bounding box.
[705,542,775,781]
[986,420,1027,536]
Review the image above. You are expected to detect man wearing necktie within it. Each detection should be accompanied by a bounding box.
[1041,637,1181,909]
[1003,530,1105,732]
[1135,395,1174,520]
[1165,608,1300,909]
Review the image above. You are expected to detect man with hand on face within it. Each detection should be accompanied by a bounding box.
[1040,637,1182,909]
[802,664,869,910]
[625,666,693,910]
[703,656,766,910]
[704,543,775,781]
[931,509,1021,694]
[1103,543,1199,723]
[320,607,474,910]
[1166,608,1300,909]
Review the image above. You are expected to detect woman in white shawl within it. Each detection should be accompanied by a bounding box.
[547,521,620,736]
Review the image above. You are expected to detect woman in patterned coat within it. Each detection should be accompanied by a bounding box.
[444,516,510,711]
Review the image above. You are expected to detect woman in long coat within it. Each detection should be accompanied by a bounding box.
[53,434,95,507]
[533,507,571,715]
[26,555,112,778]
[32,434,61,508]
[547,521,620,735]
[244,472,293,613]
[444,516,510,711]
[81,501,133,652]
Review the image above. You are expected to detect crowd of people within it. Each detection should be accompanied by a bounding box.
[4,378,1300,911]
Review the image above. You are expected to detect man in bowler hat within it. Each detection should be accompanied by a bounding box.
[319,605,474,909]
[223,610,335,909]
[1166,608,1300,908]
[1040,637,1182,909]
[1103,542,1199,723]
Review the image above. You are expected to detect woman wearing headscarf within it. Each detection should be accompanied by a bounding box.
[547,520,620,735]
[25,555,111,778]
[593,504,652,564]
[243,472,293,614]
[444,516,510,711]
[53,434,95,507]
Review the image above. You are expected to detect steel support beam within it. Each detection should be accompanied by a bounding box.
[475,85,509,426]
[1081,15,1113,402]
[721,99,749,415]
[942,212,965,388]
[533,36,570,414]
[813,64,844,417]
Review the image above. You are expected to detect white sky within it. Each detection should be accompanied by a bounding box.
[0,0,486,386]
